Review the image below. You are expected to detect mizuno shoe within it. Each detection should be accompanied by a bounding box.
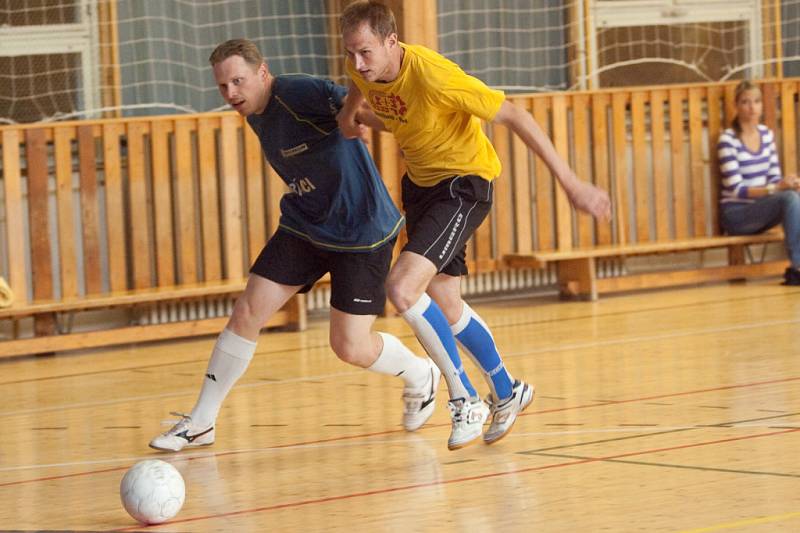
[149,412,215,452]
[402,359,442,431]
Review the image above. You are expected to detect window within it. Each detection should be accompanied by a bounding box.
[0,0,99,123]
[584,0,764,87]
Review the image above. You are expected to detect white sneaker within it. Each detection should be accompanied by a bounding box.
[484,380,534,445]
[149,412,215,452]
[447,397,490,450]
[402,360,442,431]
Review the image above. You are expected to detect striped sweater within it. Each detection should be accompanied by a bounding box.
[717,125,782,203]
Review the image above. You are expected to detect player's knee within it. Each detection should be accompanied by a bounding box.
[329,334,367,365]
[228,298,262,334]
[427,288,462,317]
[436,299,464,324]
[385,277,419,313]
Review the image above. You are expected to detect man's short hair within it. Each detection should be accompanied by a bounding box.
[340,1,397,40]
[209,38,264,68]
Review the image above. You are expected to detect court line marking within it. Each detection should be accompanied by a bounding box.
[501,316,800,360]
[677,511,800,532]
[9,411,798,474]
[2,376,798,485]
[3,316,799,418]
[3,423,791,475]
[522,377,800,417]
[0,370,363,418]
[0,290,791,387]
[532,452,800,478]
[0,340,330,386]
[515,412,800,455]
[109,427,800,531]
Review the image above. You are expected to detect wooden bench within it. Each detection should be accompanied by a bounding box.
[0,114,306,358]
[505,233,785,300]
[2,79,797,355]
[484,79,799,299]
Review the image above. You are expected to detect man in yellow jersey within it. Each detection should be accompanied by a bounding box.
[338,1,611,450]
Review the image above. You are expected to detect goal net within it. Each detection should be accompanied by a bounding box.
[1,0,798,124]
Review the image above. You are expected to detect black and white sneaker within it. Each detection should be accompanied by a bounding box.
[484,380,534,445]
[447,397,490,450]
[149,412,215,452]
[782,267,800,286]
[402,359,441,431]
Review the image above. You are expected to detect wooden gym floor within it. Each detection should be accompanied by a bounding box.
[1,280,799,532]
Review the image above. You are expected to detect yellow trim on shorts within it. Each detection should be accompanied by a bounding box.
[278,217,404,251]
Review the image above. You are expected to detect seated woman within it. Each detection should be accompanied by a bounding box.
[718,80,800,285]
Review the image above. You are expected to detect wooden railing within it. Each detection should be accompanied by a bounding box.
[495,79,799,298]
[0,113,305,357]
[1,78,798,355]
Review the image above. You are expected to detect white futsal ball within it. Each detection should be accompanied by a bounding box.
[120,459,185,524]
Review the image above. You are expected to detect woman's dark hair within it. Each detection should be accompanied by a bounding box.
[731,80,760,135]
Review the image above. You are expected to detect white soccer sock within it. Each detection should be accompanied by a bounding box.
[367,332,430,387]
[190,328,256,428]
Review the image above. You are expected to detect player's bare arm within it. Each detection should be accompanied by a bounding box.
[492,100,612,220]
[337,80,367,138]
[355,102,386,132]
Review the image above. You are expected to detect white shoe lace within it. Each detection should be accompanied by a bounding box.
[448,400,466,423]
[161,412,192,435]
[449,399,484,425]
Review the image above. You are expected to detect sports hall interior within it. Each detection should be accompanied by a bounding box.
[1,1,799,531]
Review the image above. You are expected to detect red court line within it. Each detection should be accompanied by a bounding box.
[3,375,798,489]
[114,427,800,531]
[526,375,800,416]
[0,428,404,488]
[0,465,131,487]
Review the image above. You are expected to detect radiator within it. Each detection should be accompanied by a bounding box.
[132,261,629,319]
[135,296,235,325]
[306,266,570,312]
[0,260,628,338]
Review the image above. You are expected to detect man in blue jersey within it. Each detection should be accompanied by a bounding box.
[149,39,440,452]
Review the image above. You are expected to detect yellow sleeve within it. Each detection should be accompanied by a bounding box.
[438,70,506,122]
[345,59,358,84]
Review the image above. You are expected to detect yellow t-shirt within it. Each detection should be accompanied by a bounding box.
[347,43,505,187]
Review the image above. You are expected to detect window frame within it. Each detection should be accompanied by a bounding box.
[0,0,100,122]
[584,0,763,87]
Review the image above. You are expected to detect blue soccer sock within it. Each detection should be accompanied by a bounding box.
[451,302,514,401]
[401,292,477,400]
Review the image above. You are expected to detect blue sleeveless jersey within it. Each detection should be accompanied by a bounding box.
[246,74,403,252]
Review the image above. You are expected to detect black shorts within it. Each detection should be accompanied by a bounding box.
[401,174,493,276]
[250,230,395,315]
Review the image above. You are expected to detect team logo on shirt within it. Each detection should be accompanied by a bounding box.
[281,143,308,157]
[368,91,407,123]
[289,177,316,196]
